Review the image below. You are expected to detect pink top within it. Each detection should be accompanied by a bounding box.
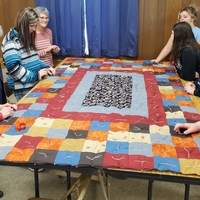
[0,112,3,121]
[35,28,54,68]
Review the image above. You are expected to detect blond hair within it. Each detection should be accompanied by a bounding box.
[178,4,200,25]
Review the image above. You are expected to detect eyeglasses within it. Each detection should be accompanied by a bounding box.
[39,17,49,20]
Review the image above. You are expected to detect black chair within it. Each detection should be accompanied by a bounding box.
[0,190,3,198]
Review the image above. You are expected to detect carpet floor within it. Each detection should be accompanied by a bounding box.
[0,166,200,200]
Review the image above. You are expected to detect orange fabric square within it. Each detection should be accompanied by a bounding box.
[0,125,11,134]
[161,93,176,101]
[36,138,62,150]
[5,147,34,162]
[87,130,108,142]
[178,100,195,107]
[172,136,197,148]
[110,122,129,132]
[41,93,58,98]
[174,89,187,96]
[14,117,36,127]
[70,120,91,131]
[152,144,177,158]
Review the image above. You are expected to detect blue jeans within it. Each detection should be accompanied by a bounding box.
[13,88,31,102]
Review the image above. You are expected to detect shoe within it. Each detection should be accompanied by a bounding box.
[28,168,44,172]
[0,190,3,198]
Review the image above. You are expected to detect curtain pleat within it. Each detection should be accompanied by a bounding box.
[36,0,138,57]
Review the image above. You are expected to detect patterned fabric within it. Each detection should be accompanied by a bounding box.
[0,58,200,175]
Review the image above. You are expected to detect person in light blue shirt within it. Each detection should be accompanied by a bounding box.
[152,4,200,63]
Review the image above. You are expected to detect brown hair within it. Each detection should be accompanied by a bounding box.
[15,7,38,53]
[170,22,200,64]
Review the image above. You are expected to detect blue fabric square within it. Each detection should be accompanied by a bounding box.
[0,146,13,160]
[46,128,69,139]
[54,151,81,166]
[154,156,180,172]
[28,103,48,111]
[105,141,128,154]
[90,120,110,131]
[13,110,26,117]
[129,142,153,157]
[5,126,28,135]
[176,96,191,101]
[162,100,178,107]
[151,134,173,146]
[23,110,42,117]
[26,92,43,98]
[167,118,187,127]
[172,86,185,90]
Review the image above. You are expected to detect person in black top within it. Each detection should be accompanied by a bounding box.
[170,22,200,81]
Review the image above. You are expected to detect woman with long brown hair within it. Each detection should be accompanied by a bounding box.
[170,21,200,81]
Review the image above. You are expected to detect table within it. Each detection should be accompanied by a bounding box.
[0,58,200,200]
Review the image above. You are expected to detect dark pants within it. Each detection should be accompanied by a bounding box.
[0,66,7,104]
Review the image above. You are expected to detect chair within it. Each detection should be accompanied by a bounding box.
[0,190,3,198]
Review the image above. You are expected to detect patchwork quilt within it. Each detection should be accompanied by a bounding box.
[1,57,200,175]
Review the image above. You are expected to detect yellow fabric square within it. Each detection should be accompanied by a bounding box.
[165,111,185,119]
[60,138,85,151]
[179,158,200,175]
[25,126,49,137]
[150,125,170,135]
[52,119,73,129]
[19,98,37,104]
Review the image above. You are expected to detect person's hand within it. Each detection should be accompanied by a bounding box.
[195,72,199,78]
[0,107,14,119]
[45,45,58,53]
[184,83,195,95]
[174,122,200,135]
[39,68,48,79]
[52,46,60,53]
[47,67,56,76]
[150,59,158,63]
[0,103,17,111]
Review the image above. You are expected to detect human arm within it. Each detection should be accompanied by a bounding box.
[174,121,200,135]
[2,39,47,83]
[36,28,60,57]
[151,32,173,63]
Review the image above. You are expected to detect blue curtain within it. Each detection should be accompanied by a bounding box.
[36,0,138,58]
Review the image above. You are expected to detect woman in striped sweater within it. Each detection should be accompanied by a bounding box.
[34,6,60,68]
[1,7,55,101]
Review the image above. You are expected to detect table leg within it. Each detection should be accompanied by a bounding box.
[147,180,154,200]
[66,171,71,200]
[34,169,39,198]
[184,184,190,200]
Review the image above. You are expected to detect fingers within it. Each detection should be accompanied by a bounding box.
[47,67,56,76]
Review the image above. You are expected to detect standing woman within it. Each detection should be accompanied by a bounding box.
[170,22,200,81]
[34,6,60,68]
[152,4,200,63]
[1,7,55,101]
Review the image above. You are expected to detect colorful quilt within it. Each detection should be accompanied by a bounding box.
[1,58,200,175]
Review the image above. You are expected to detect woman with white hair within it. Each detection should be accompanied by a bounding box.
[34,6,60,68]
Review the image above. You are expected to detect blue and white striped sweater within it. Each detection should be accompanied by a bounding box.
[1,27,47,91]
